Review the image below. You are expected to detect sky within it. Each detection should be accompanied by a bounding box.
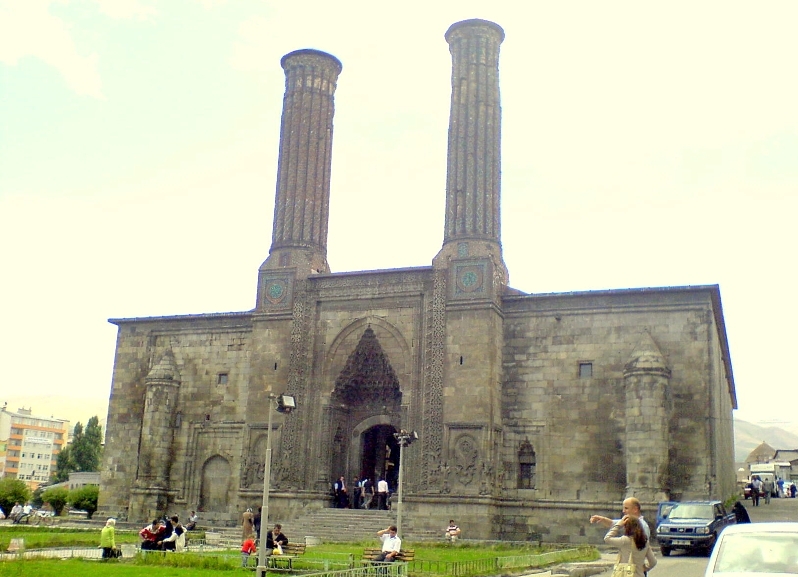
[1,0,797,431]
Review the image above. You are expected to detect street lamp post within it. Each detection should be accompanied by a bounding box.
[393,429,418,539]
[256,394,296,577]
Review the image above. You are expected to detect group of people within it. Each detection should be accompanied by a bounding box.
[333,476,391,510]
[5,502,33,524]
[240,506,289,567]
[747,476,798,507]
[139,515,188,552]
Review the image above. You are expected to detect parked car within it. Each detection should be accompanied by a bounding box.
[704,522,798,575]
[656,501,736,556]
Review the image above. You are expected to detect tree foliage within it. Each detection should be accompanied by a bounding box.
[54,416,103,482]
[69,485,99,519]
[41,485,71,515]
[0,477,31,515]
[54,445,75,483]
[71,417,103,472]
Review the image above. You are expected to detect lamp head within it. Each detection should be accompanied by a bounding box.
[276,395,296,413]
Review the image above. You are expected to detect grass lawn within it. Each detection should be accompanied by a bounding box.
[0,526,141,550]
[0,527,599,576]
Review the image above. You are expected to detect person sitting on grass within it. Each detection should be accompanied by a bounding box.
[139,519,163,550]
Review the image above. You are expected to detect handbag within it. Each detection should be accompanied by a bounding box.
[611,552,635,577]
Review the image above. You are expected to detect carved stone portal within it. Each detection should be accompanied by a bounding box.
[328,328,403,485]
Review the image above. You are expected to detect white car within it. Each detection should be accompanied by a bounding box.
[704,522,798,575]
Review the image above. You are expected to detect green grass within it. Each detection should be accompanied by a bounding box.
[0,529,599,577]
[0,526,141,550]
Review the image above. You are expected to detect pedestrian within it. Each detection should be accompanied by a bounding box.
[374,525,401,562]
[334,476,348,508]
[603,515,656,577]
[362,477,375,509]
[353,476,363,510]
[254,506,262,539]
[100,518,117,560]
[732,501,751,524]
[242,507,255,540]
[589,497,650,538]
[377,477,389,510]
[158,516,186,551]
[241,537,257,567]
[763,477,774,505]
[752,476,762,506]
[445,519,461,542]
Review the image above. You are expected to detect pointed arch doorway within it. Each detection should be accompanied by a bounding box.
[328,327,403,488]
[351,419,400,490]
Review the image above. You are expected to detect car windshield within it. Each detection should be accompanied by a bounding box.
[669,504,713,519]
[712,533,798,573]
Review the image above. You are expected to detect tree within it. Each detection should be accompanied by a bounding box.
[41,486,70,516]
[0,478,31,515]
[54,444,75,483]
[69,485,99,519]
[71,417,103,472]
[54,417,103,482]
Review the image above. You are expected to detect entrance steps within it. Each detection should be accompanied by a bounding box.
[208,508,441,544]
[285,508,395,543]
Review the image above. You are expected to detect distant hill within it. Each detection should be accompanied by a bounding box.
[734,418,798,461]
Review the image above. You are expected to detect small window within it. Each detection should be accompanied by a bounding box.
[217,373,228,385]
[518,440,536,489]
[578,362,593,379]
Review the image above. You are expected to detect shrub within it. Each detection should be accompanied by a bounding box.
[41,486,70,516]
[68,485,99,519]
[0,477,31,515]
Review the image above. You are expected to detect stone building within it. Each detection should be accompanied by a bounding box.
[98,19,737,542]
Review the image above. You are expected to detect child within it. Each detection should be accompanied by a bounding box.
[241,538,257,567]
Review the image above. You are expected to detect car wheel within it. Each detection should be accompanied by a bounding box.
[661,546,671,557]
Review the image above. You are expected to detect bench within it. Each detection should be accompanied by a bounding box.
[362,548,415,563]
[266,542,307,571]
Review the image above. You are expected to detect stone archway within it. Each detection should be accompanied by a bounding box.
[328,327,402,485]
[199,455,231,512]
[350,417,401,488]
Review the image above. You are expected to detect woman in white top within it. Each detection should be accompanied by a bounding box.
[604,515,657,577]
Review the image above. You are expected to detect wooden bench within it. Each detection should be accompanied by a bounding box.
[362,548,415,563]
[267,542,307,571]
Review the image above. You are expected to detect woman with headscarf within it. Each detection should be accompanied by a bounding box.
[242,507,255,540]
[100,518,117,559]
[603,515,656,577]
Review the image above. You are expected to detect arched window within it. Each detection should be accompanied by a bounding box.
[518,440,536,489]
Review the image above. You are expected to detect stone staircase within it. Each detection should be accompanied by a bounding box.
[209,508,438,544]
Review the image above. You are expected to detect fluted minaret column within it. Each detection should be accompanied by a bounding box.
[262,49,342,276]
[434,19,507,285]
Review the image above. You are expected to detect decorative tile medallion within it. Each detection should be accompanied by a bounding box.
[259,273,294,309]
[451,259,490,299]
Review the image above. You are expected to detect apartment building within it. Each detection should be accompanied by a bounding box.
[0,405,69,490]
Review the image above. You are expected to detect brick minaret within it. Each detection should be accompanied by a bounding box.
[435,19,507,285]
[261,49,342,278]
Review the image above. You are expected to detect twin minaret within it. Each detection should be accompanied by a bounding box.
[258,19,506,289]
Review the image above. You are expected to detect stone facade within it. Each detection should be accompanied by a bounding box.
[98,19,737,542]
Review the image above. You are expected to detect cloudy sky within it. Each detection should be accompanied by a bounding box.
[1,0,796,430]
